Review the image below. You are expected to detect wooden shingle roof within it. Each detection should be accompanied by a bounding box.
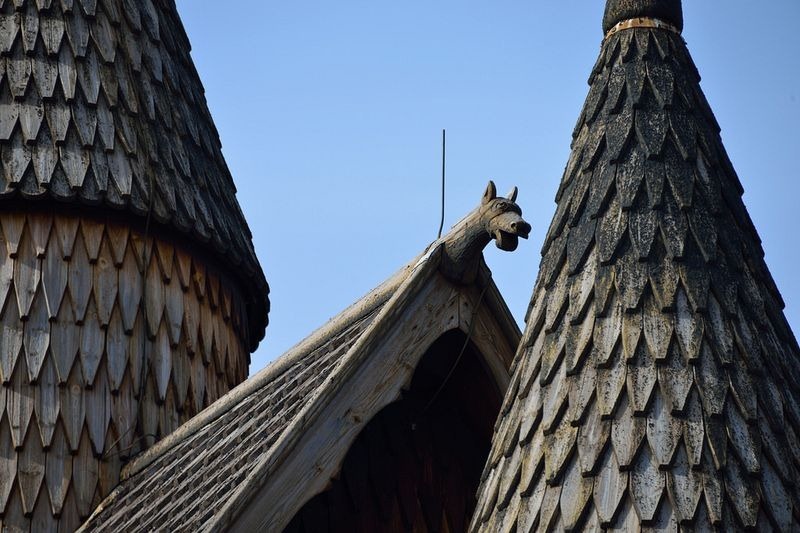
[472,1,800,530]
[80,286,387,531]
[0,0,268,345]
[79,194,528,531]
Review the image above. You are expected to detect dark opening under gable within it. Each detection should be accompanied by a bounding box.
[285,330,502,533]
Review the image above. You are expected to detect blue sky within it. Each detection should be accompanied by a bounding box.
[175,1,800,373]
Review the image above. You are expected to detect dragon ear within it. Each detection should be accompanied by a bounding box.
[506,186,518,202]
[482,180,497,205]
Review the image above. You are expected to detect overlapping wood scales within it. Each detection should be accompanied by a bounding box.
[0,212,249,532]
[0,0,268,345]
[79,304,383,532]
[472,27,800,531]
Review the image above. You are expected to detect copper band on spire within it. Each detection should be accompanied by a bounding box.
[604,16,681,40]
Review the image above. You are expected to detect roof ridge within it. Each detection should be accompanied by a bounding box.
[205,245,445,531]
[117,254,417,483]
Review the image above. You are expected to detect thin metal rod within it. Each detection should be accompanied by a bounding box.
[437,129,446,239]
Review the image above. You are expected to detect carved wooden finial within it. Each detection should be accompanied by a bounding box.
[603,0,683,33]
[440,181,531,283]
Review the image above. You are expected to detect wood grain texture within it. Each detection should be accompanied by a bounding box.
[0,212,251,532]
[471,17,800,532]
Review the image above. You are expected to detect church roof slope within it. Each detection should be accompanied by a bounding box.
[472,1,800,530]
[0,0,268,344]
[79,272,392,532]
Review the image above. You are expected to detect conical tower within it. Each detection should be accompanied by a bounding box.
[0,0,268,530]
[473,1,799,530]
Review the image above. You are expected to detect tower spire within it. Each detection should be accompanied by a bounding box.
[0,1,269,530]
[471,1,800,530]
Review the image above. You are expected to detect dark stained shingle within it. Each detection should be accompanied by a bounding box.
[0,0,268,346]
[472,1,800,530]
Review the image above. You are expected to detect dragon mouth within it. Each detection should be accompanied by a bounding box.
[494,229,520,251]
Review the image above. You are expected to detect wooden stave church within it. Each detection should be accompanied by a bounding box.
[0,0,798,532]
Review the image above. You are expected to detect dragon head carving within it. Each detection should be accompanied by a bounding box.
[439,180,530,283]
[479,181,531,251]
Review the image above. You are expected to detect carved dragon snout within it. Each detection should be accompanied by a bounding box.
[439,180,531,283]
[480,181,531,251]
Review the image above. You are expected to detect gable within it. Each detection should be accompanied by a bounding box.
[224,262,518,531]
[80,244,520,532]
[286,330,502,532]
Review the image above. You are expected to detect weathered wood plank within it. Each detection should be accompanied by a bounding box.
[592,446,626,526]
[17,429,45,515]
[0,242,13,315]
[72,427,99,518]
[27,215,53,259]
[629,445,664,522]
[144,255,165,338]
[84,366,111,455]
[183,285,200,355]
[59,364,85,452]
[13,226,41,319]
[646,390,682,468]
[53,215,79,260]
[199,300,213,365]
[80,220,104,263]
[0,416,17,512]
[8,357,35,449]
[42,228,67,319]
[0,295,24,384]
[559,454,593,530]
[50,294,79,385]
[105,225,129,267]
[152,321,171,402]
[105,306,126,392]
[610,394,645,470]
[164,278,183,347]
[79,299,104,385]
[117,245,142,334]
[92,239,116,326]
[34,355,59,449]
[2,486,29,532]
[67,235,92,323]
[19,92,44,143]
[23,289,50,381]
[174,248,192,291]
